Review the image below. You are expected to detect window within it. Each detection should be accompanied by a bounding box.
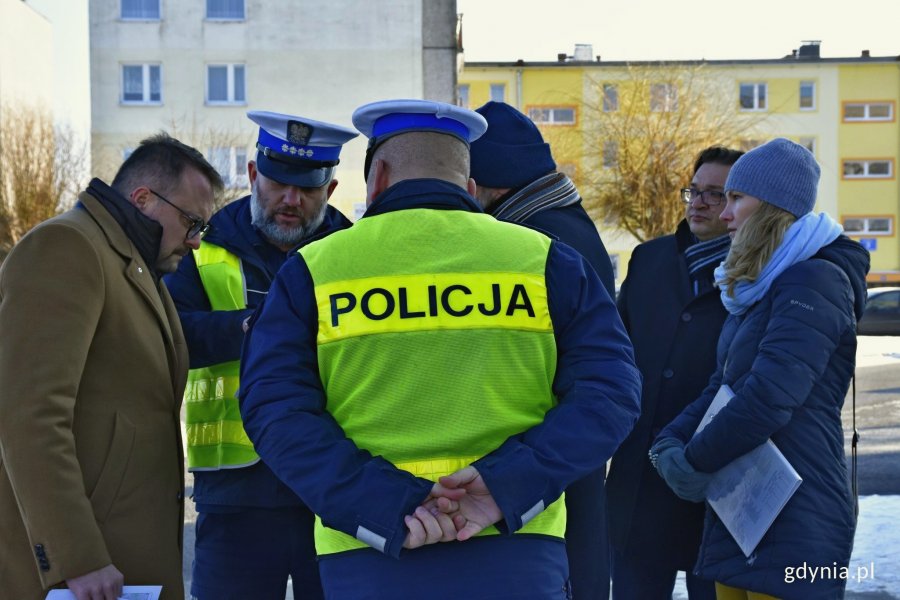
[842,216,893,236]
[121,0,159,19]
[207,64,246,104]
[842,159,893,179]
[490,84,506,103]
[799,81,816,110]
[602,141,618,168]
[206,0,244,19]
[208,146,249,188]
[603,84,618,112]
[740,82,767,111]
[866,290,900,312]
[843,102,894,122]
[527,107,576,125]
[457,84,470,108]
[650,83,677,112]
[798,137,816,155]
[121,64,161,104]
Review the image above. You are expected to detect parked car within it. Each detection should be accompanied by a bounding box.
[858,287,900,336]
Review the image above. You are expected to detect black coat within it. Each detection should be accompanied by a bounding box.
[607,221,727,569]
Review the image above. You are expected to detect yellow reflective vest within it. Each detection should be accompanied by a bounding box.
[184,243,259,471]
[299,208,567,555]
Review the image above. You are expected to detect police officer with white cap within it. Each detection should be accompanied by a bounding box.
[238,99,642,599]
[164,110,358,600]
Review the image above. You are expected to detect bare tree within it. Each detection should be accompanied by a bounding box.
[555,63,766,242]
[165,115,252,210]
[0,103,87,261]
[91,114,253,213]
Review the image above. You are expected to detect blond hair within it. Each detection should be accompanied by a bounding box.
[720,201,797,297]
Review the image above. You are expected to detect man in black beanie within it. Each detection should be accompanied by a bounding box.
[470,101,615,297]
[470,101,615,600]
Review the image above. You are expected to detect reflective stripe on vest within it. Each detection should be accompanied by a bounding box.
[184,243,259,471]
[300,208,564,555]
[314,456,566,555]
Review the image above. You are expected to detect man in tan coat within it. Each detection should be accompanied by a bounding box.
[0,133,222,600]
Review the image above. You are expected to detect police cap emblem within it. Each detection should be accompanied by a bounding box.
[287,120,312,145]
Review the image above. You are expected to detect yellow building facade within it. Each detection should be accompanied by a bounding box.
[461,46,900,285]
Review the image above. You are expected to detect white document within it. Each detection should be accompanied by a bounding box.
[694,384,803,557]
[47,586,162,600]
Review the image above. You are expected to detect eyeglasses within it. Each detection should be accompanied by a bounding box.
[681,187,727,207]
[149,189,210,240]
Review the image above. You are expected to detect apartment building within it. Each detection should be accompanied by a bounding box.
[1,0,54,111]
[90,0,459,215]
[460,42,900,285]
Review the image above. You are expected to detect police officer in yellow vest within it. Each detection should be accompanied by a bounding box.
[164,110,357,600]
[238,99,642,600]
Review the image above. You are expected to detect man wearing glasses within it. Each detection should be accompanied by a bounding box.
[164,110,357,600]
[0,133,222,600]
[607,146,743,599]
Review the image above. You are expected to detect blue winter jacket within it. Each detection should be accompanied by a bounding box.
[656,235,869,599]
[163,195,351,509]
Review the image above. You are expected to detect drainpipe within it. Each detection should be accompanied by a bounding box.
[516,68,523,110]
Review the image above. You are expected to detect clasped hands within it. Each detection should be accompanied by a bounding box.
[402,465,502,550]
[651,438,713,503]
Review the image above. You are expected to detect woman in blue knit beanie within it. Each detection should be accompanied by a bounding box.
[650,138,870,599]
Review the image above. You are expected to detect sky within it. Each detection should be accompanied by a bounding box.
[457,0,900,63]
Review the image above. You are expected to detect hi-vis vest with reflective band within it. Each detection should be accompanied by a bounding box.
[300,208,566,555]
[184,243,259,471]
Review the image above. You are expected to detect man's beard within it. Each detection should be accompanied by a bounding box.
[250,185,328,249]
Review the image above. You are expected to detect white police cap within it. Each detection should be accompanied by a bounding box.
[351,99,488,144]
[247,110,358,188]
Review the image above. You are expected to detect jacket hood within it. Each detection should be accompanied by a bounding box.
[814,234,870,320]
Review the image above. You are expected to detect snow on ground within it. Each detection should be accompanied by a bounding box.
[673,494,900,599]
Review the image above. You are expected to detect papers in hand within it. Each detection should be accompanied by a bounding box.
[694,384,802,557]
[47,586,161,600]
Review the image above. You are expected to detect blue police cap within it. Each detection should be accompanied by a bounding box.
[248,110,358,188]
[352,99,487,180]
[352,99,488,145]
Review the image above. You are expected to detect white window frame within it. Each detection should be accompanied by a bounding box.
[527,107,576,126]
[799,81,816,111]
[121,64,162,104]
[842,159,893,179]
[206,64,246,105]
[457,84,470,108]
[208,146,249,188]
[490,83,506,103]
[650,83,677,112]
[739,82,767,111]
[121,0,160,20]
[206,0,245,20]
[842,216,894,236]
[843,102,894,122]
[603,84,618,112]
